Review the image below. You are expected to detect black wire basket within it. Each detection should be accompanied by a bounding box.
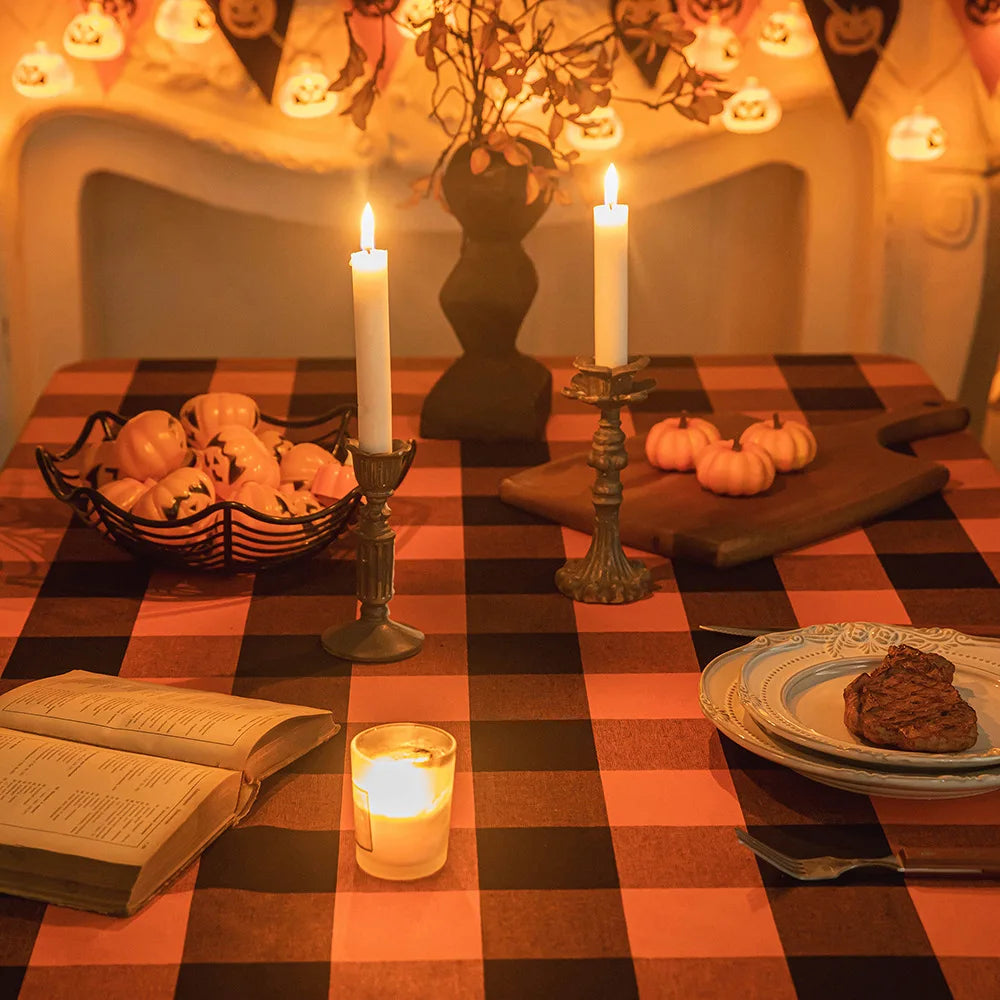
[35,405,378,572]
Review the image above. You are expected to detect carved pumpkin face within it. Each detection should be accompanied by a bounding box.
[14,63,46,88]
[566,106,625,152]
[198,424,279,500]
[825,6,883,56]
[277,61,338,119]
[722,78,782,134]
[220,0,276,39]
[758,3,817,58]
[966,0,1000,25]
[886,107,947,162]
[683,18,740,75]
[154,0,216,44]
[12,44,77,100]
[682,0,742,23]
[63,3,125,60]
[133,468,216,522]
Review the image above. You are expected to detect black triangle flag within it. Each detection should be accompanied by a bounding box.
[206,0,296,102]
[801,0,899,117]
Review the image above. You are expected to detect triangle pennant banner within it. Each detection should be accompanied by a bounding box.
[677,0,761,35]
[801,0,899,117]
[206,0,296,101]
[945,0,1000,95]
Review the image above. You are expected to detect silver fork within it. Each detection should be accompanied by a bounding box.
[735,829,1000,880]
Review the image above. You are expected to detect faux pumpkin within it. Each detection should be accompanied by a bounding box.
[739,413,817,472]
[115,410,190,481]
[97,476,150,511]
[645,412,721,472]
[311,456,359,500]
[77,440,120,487]
[283,488,324,517]
[231,482,296,518]
[695,439,775,497]
[180,392,260,448]
[132,467,216,522]
[279,442,336,490]
[197,424,279,500]
[257,428,294,463]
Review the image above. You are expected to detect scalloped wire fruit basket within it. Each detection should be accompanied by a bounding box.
[36,405,373,572]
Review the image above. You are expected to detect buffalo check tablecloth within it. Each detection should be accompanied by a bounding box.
[1,354,1000,1000]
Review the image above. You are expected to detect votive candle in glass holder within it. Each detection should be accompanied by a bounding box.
[350,723,457,881]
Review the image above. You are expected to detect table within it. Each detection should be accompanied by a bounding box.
[1,354,1000,1000]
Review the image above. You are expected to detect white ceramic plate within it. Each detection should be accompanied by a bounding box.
[738,623,1000,771]
[700,628,1000,799]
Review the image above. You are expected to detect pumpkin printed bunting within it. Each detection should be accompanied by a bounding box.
[945,0,1000,94]
[204,0,296,100]
[801,0,899,117]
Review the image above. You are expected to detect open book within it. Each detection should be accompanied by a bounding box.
[0,670,339,916]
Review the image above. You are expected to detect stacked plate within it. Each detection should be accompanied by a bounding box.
[700,622,1000,799]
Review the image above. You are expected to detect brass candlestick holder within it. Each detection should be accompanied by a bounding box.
[555,356,655,604]
[321,438,424,663]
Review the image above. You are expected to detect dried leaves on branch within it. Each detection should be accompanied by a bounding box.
[332,0,731,206]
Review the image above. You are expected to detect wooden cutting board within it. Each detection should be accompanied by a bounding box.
[499,401,970,567]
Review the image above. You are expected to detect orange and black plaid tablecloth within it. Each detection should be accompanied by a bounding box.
[1,354,1000,1000]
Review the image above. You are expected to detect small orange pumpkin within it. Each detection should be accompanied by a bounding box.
[97,477,150,511]
[231,481,295,518]
[279,442,335,490]
[645,411,721,472]
[282,488,324,516]
[739,413,817,472]
[197,424,279,500]
[180,392,260,448]
[695,439,775,497]
[257,428,294,463]
[77,440,120,487]
[133,467,217,522]
[115,410,190,481]
[311,456,358,500]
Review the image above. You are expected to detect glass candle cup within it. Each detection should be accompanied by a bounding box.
[350,723,457,881]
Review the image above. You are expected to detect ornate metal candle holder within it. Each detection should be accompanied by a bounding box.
[321,439,424,663]
[555,356,655,604]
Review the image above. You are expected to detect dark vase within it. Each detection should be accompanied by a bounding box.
[419,140,553,441]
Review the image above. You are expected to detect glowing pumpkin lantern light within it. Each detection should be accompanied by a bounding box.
[12,42,75,98]
[722,77,782,134]
[887,107,947,163]
[566,105,625,152]
[155,0,216,44]
[63,1,126,61]
[683,15,741,77]
[277,58,338,119]
[758,1,817,58]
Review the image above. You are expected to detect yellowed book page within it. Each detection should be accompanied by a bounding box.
[0,672,331,772]
[0,728,233,865]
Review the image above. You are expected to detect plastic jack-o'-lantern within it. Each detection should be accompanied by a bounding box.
[63,2,126,61]
[115,410,190,481]
[824,4,883,56]
[180,392,260,448]
[683,16,741,77]
[12,42,75,98]
[77,439,120,488]
[198,424,280,500]
[310,457,359,500]
[133,467,217,522]
[257,428,294,463]
[966,0,1000,26]
[283,488,323,517]
[155,0,216,44]
[279,442,336,491]
[566,105,625,152]
[220,0,277,38]
[722,78,782,134]
[277,58,338,119]
[887,107,947,163]
[758,1,817,58]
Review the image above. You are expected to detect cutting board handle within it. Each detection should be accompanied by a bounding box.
[863,400,970,448]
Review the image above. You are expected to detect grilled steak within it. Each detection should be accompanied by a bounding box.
[843,643,978,753]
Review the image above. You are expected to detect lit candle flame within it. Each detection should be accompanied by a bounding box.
[604,164,619,209]
[360,202,375,252]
